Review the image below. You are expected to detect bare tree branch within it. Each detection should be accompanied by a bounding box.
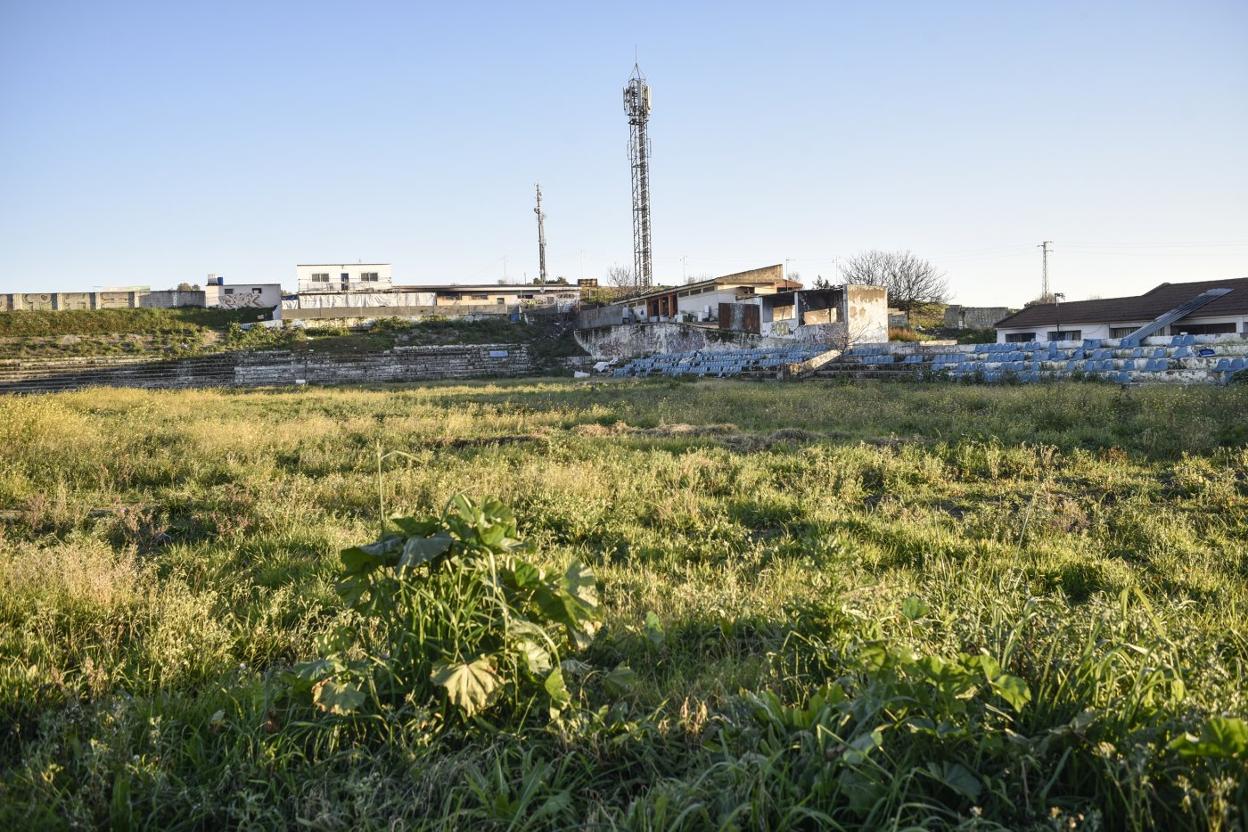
[605,264,634,288]
[839,250,947,315]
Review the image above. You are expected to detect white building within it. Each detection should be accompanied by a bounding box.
[203,276,282,310]
[994,277,1248,344]
[297,263,393,293]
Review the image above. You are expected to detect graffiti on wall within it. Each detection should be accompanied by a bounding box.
[216,291,270,309]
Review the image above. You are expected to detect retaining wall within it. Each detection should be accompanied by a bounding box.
[0,343,532,394]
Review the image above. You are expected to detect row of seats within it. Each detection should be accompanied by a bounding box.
[835,335,1248,384]
[612,347,822,378]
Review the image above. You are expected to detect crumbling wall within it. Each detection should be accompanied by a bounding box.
[843,285,889,344]
[0,344,532,394]
[574,323,765,359]
[143,290,207,308]
[575,305,629,329]
[944,305,1013,330]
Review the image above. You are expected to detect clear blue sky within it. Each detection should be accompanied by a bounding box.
[2,0,1245,305]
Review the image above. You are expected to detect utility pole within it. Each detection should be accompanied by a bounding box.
[1038,241,1053,300]
[681,255,687,283]
[534,184,547,284]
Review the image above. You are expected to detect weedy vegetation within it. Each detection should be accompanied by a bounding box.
[0,379,1245,830]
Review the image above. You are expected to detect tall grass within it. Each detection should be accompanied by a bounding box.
[0,379,1245,829]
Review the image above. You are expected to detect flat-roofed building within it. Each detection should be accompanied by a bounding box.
[297,263,393,293]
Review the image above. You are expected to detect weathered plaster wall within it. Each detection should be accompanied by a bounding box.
[944,305,1013,330]
[843,284,889,344]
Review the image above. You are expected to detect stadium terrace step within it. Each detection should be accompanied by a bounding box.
[608,334,1248,385]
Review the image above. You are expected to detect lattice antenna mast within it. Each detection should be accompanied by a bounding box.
[623,63,653,288]
[1038,240,1052,299]
[535,183,547,283]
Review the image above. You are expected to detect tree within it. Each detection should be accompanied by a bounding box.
[606,264,634,288]
[176,282,200,292]
[838,250,948,315]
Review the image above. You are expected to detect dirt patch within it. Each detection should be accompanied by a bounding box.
[434,433,549,449]
[571,421,739,438]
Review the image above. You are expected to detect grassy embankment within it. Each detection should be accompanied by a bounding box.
[1,380,1245,829]
[0,308,582,365]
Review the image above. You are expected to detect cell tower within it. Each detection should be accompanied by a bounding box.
[1038,240,1053,299]
[623,63,653,288]
[534,183,547,283]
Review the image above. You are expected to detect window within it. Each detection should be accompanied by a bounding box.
[1004,332,1035,343]
[224,288,235,295]
[361,272,380,282]
[1174,322,1237,335]
[251,288,262,295]
[1110,326,1137,338]
[1047,330,1082,341]
[496,298,505,305]
[471,294,489,301]
[311,273,330,283]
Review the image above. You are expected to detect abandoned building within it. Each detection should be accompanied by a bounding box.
[573,264,888,358]
[2,276,282,312]
[994,277,1248,343]
[630,265,799,323]
[719,283,889,344]
[2,287,151,311]
[281,281,581,321]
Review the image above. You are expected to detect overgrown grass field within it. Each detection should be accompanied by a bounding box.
[1,379,1246,830]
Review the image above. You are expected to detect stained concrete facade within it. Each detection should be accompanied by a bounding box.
[204,283,283,310]
[2,289,148,311]
[944,305,1014,330]
[725,284,889,345]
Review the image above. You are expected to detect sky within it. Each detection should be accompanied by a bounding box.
[1,0,1246,306]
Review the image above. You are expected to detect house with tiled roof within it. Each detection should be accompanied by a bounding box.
[993,277,1248,343]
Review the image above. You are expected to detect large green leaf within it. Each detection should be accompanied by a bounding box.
[511,620,554,674]
[644,611,665,647]
[340,535,403,574]
[563,562,598,608]
[544,666,570,714]
[311,679,365,715]
[431,657,502,717]
[398,533,452,568]
[901,596,929,621]
[991,673,1032,712]
[1169,716,1248,759]
[602,664,639,697]
[933,762,982,801]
